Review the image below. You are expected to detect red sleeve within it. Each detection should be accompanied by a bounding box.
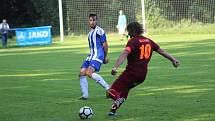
[125,39,135,54]
[125,47,131,54]
[150,39,160,51]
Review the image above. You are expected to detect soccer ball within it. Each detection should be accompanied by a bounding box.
[79,106,93,119]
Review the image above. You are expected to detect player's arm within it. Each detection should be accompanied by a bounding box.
[111,49,129,75]
[103,41,109,64]
[156,48,180,68]
[7,24,10,30]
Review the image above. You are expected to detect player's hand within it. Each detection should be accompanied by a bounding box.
[111,67,117,76]
[103,57,109,64]
[172,59,180,68]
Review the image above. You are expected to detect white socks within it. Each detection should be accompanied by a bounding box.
[80,76,88,98]
[91,73,110,90]
[80,73,110,98]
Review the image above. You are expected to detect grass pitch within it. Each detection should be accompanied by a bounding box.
[0,33,215,121]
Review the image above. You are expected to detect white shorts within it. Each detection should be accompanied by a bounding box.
[118,27,125,34]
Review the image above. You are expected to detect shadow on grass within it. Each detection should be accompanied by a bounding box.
[0,36,215,121]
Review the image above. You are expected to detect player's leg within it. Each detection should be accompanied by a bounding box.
[108,72,130,116]
[108,88,120,100]
[2,34,6,48]
[86,66,110,90]
[109,97,126,116]
[5,34,7,48]
[119,27,126,41]
[120,34,123,41]
[109,79,144,116]
[79,61,89,100]
[108,88,128,115]
[119,28,123,41]
[108,71,143,116]
[86,61,110,91]
[119,82,140,99]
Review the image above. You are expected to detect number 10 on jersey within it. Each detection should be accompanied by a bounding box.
[139,44,151,60]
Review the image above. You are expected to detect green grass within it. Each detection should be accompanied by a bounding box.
[148,24,215,35]
[0,33,215,121]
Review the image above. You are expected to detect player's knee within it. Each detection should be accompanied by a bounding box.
[85,70,92,78]
[79,72,86,77]
[108,89,120,100]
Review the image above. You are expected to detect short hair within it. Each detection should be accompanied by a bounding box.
[89,13,97,19]
[127,22,144,37]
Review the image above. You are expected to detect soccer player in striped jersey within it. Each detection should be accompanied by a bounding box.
[78,13,110,100]
[107,22,180,116]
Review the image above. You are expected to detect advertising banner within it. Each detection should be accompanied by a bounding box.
[16,26,52,46]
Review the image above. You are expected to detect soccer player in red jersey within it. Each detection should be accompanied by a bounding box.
[107,22,180,116]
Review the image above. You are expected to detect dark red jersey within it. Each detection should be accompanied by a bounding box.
[124,36,160,80]
[109,36,160,99]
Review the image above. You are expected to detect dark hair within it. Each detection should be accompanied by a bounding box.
[89,13,97,19]
[127,22,144,37]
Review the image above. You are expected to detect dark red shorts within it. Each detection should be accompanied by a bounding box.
[110,70,147,99]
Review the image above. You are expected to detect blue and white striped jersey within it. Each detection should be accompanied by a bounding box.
[86,26,107,63]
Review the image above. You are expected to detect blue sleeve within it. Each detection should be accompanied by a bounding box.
[97,29,107,43]
[101,33,107,43]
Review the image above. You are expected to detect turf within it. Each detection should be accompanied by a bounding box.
[0,33,215,121]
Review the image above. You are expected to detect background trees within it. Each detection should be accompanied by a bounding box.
[0,0,214,34]
[0,0,59,34]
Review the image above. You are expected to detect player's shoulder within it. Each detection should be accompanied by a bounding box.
[95,26,105,35]
[141,36,160,48]
[137,36,154,43]
[127,36,153,44]
[127,37,134,42]
[128,36,146,42]
[126,37,138,47]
